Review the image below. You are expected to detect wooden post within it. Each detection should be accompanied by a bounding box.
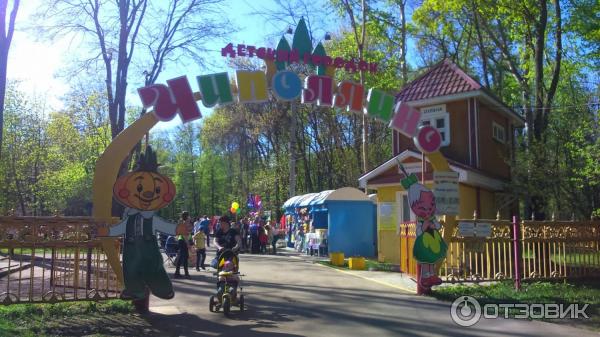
[405,225,409,277]
[512,215,521,291]
[50,247,55,287]
[86,247,93,290]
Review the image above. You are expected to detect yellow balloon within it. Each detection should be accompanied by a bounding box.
[232,202,240,210]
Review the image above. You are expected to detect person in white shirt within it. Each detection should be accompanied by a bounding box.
[271,225,280,254]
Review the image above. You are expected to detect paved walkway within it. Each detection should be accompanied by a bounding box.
[146,249,596,337]
[276,247,419,292]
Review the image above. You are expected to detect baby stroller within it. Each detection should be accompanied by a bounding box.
[209,249,244,316]
[163,235,178,267]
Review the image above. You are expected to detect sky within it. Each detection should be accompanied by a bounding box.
[6,0,346,132]
[5,0,386,132]
[7,0,282,130]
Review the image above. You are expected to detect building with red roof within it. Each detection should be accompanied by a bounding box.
[358,59,524,265]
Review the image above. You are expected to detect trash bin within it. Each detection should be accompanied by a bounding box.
[330,252,344,266]
[349,257,365,270]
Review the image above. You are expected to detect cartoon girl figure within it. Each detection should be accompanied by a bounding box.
[401,172,448,289]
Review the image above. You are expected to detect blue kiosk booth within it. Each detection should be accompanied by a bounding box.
[282,187,376,257]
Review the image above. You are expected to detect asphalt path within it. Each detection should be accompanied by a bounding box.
[149,251,596,337]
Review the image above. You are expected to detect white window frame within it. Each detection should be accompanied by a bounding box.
[396,191,415,224]
[492,122,506,144]
[420,105,450,147]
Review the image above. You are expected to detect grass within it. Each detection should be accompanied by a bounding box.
[317,258,400,272]
[521,250,600,266]
[553,252,600,266]
[431,280,600,331]
[0,248,82,256]
[0,300,147,337]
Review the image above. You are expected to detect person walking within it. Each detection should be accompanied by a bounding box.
[196,215,210,248]
[249,217,260,254]
[174,211,191,278]
[265,223,274,254]
[271,222,279,254]
[259,223,268,254]
[193,216,201,233]
[239,218,247,252]
[193,226,206,271]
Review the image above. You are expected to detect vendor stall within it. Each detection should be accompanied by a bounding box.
[282,187,376,257]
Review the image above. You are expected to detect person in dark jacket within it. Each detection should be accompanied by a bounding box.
[174,211,191,278]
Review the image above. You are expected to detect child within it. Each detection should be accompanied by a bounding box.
[217,260,240,300]
[193,228,206,270]
[259,226,268,254]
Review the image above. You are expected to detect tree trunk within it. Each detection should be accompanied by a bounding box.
[0,51,6,160]
[210,164,215,215]
[472,2,491,88]
[360,0,368,174]
[399,0,408,84]
[0,0,19,160]
[533,0,547,141]
[289,102,297,198]
[301,125,312,192]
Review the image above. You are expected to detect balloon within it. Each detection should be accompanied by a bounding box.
[230,207,236,213]
[236,207,241,214]
[232,202,240,210]
[254,195,262,210]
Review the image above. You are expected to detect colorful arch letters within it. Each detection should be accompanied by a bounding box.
[137,69,441,153]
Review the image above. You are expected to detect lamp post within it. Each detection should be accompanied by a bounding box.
[191,170,198,215]
[182,170,199,216]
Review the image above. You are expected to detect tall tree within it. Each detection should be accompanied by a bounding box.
[41,0,148,139]
[131,0,232,162]
[338,0,370,173]
[412,0,565,218]
[0,0,19,159]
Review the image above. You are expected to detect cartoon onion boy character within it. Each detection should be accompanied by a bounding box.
[401,173,448,288]
[109,145,182,300]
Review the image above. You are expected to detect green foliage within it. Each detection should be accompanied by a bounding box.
[1,0,597,223]
[432,280,600,329]
[565,0,600,64]
[0,300,134,337]
[0,84,109,216]
[433,281,600,306]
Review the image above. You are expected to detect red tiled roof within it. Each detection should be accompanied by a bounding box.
[396,59,482,102]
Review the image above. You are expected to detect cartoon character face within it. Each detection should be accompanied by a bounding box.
[113,171,176,211]
[411,191,436,218]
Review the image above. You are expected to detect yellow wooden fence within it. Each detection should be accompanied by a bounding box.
[441,219,514,282]
[521,220,600,280]
[0,216,122,304]
[399,218,600,283]
[399,221,417,276]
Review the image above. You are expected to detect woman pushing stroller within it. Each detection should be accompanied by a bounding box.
[214,215,241,256]
[213,216,241,292]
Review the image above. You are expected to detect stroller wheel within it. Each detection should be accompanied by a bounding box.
[223,295,231,316]
[239,294,245,312]
[209,295,216,312]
